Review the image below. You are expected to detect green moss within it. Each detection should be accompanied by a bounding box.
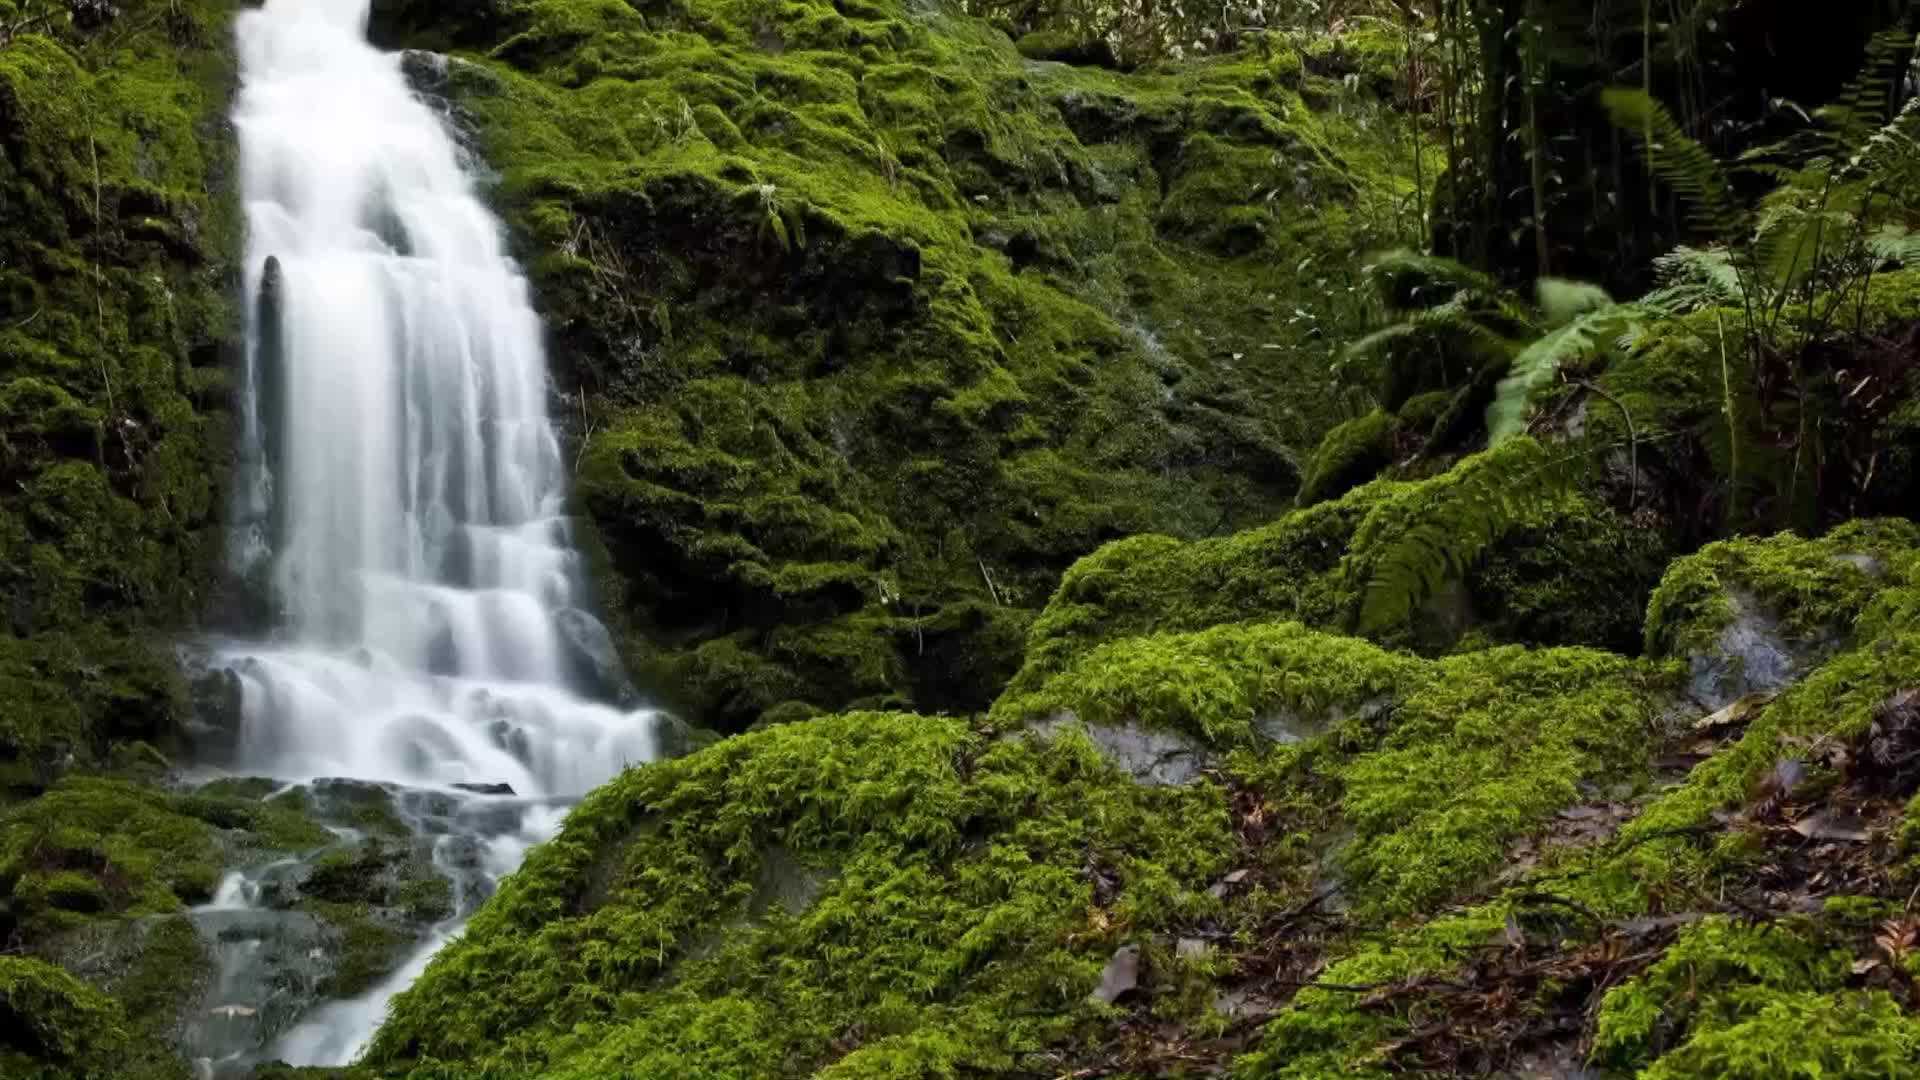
[392,0,1421,727]
[0,775,332,939]
[1643,520,1919,658]
[397,876,455,923]
[0,632,188,786]
[0,955,134,1080]
[367,710,1232,1074]
[1595,916,1852,1066]
[1644,991,1920,1080]
[0,0,241,642]
[1296,409,1394,507]
[993,620,1420,745]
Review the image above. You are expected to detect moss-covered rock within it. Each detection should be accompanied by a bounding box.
[0,955,146,1080]
[0,0,240,644]
[1644,519,1920,707]
[1006,436,1669,701]
[0,776,333,942]
[367,710,1234,1074]
[383,0,1421,729]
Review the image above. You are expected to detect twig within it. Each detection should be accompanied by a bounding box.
[1570,379,1638,509]
[977,557,1001,606]
[88,129,118,420]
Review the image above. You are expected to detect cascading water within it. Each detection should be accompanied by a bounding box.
[185,0,664,1071]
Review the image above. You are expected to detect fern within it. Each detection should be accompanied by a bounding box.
[1647,246,1743,311]
[1344,437,1576,636]
[1487,303,1639,445]
[1819,29,1916,160]
[1601,87,1744,242]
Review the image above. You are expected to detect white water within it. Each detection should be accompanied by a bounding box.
[205,0,663,1067]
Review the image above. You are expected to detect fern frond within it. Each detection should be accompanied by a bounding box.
[1363,249,1506,310]
[1344,437,1576,635]
[1868,224,1920,268]
[1753,201,1855,301]
[1819,29,1917,158]
[1535,278,1615,329]
[1486,304,1639,446]
[1603,87,1745,242]
[1343,293,1525,368]
[1850,93,1920,182]
[1650,246,1744,312]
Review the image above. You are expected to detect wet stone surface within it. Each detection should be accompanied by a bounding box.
[1026,711,1211,787]
[1683,589,1825,710]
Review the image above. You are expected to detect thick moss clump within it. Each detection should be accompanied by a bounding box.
[0,632,187,797]
[368,711,1232,1074]
[0,0,239,639]
[1295,408,1393,507]
[0,955,148,1080]
[0,777,331,942]
[0,0,242,794]
[388,0,1421,729]
[997,619,1662,916]
[1007,437,1667,699]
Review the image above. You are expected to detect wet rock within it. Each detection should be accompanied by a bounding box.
[1684,589,1813,711]
[653,713,720,761]
[181,909,333,1064]
[1026,711,1209,787]
[452,781,514,796]
[180,651,246,764]
[552,607,636,706]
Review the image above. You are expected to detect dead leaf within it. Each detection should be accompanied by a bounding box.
[1090,945,1140,1005]
[1695,692,1775,731]
[1789,811,1872,843]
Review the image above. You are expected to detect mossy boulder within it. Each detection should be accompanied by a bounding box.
[0,955,152,1080]
[1643,520,1920,708]
[383,0,1420,730]
[0,0,240,646]
[367,710,1234,1074]
[0,776,333,942]
[1008,438,1669,699]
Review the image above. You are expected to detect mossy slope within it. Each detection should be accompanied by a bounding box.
[388,0,1422,729]
[0,0,241,776]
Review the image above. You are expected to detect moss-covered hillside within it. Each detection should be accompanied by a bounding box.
[0,0,241,789]
[375,0,1427,730]
[367,442,1920,1077]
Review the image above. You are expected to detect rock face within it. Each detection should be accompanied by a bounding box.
[0,0,242,782]
[369,0,1419,731]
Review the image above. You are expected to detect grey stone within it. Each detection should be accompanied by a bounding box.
[1027,711,1210,787]
[1254,695,1391,745]
[1684,589,1810,711]
[1090,944,1140,1004]
[553,607,638,706]
[748,845,829,918]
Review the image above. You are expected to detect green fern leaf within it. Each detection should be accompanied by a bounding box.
[1603,87,1745,242]
[1344,438,1575,635]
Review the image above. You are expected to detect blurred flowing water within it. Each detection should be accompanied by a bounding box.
[183,0,664,1071]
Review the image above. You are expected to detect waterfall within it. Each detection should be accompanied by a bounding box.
[197,0,663,1068]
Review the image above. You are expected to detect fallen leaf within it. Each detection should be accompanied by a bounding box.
[1853,956,1882,975]
[1695,692,1775,731]
[1790,811,1872,843]
[1090,945,1140,1005]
